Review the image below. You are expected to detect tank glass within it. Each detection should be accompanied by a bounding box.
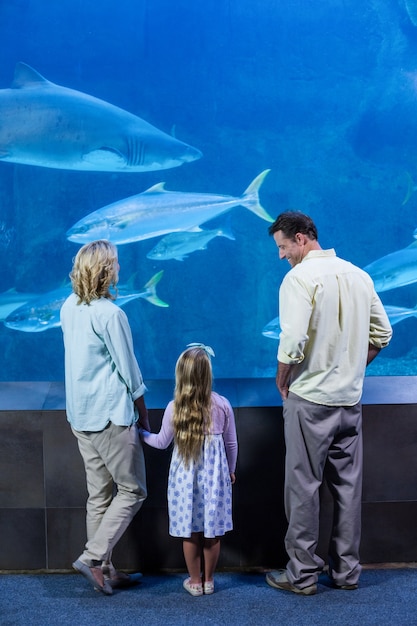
[0,0,415,380]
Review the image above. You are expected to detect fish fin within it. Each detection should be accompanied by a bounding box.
[174,255,187,261]
[241,169,274,222]
[146,294,169,306]
[406,240,417,249]
[144,182,167,193]
[217,225,236,241]
[125,273,138,290]
[143,271,169,307]
[144,270,164,289]
[402,172,416,206]
[12,62,50,88]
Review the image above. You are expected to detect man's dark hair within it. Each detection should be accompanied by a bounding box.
[268,211,318,241]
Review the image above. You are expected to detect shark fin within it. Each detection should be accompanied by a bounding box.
[241,169,274,223]
[12,62,50,89]
[144,182,167,193]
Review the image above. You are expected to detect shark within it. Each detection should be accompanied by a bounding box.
[66,169,273,244]
[0,62,202,172]
[363,241,417,293]
[4,271,168,332]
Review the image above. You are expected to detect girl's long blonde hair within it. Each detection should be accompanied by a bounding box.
[173,346,213,467]
[70,240,118,305]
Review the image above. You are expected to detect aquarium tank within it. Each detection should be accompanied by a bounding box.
[0,0,416,382]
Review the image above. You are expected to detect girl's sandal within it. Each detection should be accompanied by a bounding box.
[204,580,215,594]
[183,577,203,596]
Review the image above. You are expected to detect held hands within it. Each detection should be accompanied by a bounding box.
[134,395,150,431]
[138,412,150,432]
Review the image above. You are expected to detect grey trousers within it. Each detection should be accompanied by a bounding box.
[283,392,363,588]
[72,422,147,566]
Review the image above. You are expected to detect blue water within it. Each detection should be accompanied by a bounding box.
[0,0,417,381]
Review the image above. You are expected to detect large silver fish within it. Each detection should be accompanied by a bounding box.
[363,241,417,292]
[0,288,39,321]
[67,169,273,244]
[146,224,235,261]
[0,63,202,172]
[4,271,168,332]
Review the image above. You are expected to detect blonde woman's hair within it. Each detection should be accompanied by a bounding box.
[70,240,118,305]
[173,347,213,467]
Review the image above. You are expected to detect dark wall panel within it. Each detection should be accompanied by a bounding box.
[1,396,417,571]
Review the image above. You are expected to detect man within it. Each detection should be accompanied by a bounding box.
[61,240,149,595]
[266,212,392,596]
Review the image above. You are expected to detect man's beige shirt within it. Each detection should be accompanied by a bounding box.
[278,249,392,406]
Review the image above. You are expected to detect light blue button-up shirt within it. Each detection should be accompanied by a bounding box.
[60,293,147,431]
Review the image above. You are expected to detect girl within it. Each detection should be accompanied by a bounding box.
[141,344,238,596]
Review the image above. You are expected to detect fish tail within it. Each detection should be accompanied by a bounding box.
[142,270,169,307]
[241,169,274,222]
[402,172,416,206]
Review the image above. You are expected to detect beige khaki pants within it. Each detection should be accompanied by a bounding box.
[72,422,147,566]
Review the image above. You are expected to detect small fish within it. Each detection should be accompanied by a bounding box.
[66,170,273,244]
[0,62,201,172]
[383,303,417,326]
[262,316,281,340]
[363,241,417,292]
[4,271,168,332]
[146,224,235,261]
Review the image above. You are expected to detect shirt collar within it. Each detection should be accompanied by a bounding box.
[302,248,336,262]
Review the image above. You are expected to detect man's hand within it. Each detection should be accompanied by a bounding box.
[138,413,150,432]
[276,362,292,401]
[134,395,150,431]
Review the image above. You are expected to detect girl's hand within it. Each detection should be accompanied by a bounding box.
[230,472,236,484]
